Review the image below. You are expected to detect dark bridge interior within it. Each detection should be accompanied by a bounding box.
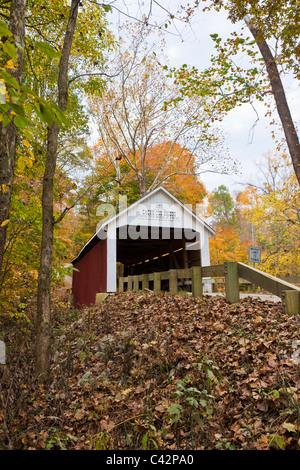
[116,226,201,277]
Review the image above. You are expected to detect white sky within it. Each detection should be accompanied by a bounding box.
[167,10,299,194]
[103,1,300,194]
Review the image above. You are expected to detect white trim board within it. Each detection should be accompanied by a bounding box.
[72,186,214,265]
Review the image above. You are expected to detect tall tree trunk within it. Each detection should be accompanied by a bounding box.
[139,175,147,197]
[0,0,26,274]
[246,18,300,185]
[36,0,80,380]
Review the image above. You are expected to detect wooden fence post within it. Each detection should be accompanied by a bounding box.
[142,273,149,290]
[282,290,300,316]
[192,266,203,298]
[133,275,139,291]
[127,275,133,291]
[118,276,124,292]
[169,269,178,295]
[225,262,240,303]
[154,272,161,293]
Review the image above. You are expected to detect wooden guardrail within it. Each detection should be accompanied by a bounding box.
[118,262,300,315]
[237,262,300,315]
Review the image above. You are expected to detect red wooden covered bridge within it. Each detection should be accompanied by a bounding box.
[71,186,215,308]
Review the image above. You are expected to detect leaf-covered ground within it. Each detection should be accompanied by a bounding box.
[1,291,299,450]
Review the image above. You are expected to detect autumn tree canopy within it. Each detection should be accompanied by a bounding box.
[175,0,300,185]
[208,151,300,276]
[237,152,300,276]
[89,22,233,198]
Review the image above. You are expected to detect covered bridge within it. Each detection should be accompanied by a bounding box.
[71,186,215,308]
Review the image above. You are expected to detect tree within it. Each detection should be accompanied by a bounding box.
[0,0,78,279]
[89,21,232,198]
[208,185,237,227]
[236,152,300,277]
[209,226,249,264]
[247,18,300,186]
[74,139,207,242]
[34,0,113,379]
[186,0,300,185]
[0,0,26,273]
[35,0,80,380]
[207,184,250,264]
[91,139,207,200]
[1,0,114,379]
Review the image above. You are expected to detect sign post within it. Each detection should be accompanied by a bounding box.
[248,246,261,291]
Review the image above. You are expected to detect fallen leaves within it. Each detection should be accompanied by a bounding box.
[1,291,299,450]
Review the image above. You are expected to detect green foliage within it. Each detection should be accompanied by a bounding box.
[170,0,300,153]
[44,428,77,450]
[0,0,115,322]
[167,373,216,432]
[209,185,238,228]
[141,423,159,450]
[166,403,183,425]
[90,431,113,450]
[205,0,300,79]
[0,12,70,132]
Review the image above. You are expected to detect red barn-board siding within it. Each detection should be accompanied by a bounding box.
[72,238,107,308]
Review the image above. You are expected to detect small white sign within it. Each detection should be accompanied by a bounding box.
[136,203,180,222]
[249,246,261,264]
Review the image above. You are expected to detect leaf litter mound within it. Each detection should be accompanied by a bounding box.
[1,291,300,450]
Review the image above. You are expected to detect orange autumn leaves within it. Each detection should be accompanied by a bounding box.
[209,226,250,264]
[207,184,252,265]
[91,140,207,205]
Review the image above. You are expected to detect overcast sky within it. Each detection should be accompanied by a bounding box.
[104,1,300,194]
[159,5,300,194]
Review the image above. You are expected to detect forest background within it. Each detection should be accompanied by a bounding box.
[0,0,299,380]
